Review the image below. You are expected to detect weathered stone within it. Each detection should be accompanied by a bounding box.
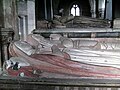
[113,18,120,28]
[52,20,63,26]
[66,16,111,28]
[37,20,49,29]
[60,16,74,23]
[3,0,18,40]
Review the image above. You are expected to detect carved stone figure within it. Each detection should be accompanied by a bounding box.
[5,34,120,79]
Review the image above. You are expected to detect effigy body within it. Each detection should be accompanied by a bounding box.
[5,34,120,79]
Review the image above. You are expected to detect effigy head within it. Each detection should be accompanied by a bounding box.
[59,37,73,48]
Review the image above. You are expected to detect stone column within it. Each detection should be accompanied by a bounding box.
[0,0,4,27]
[0,0,17,71]
[98,0,105,19]
[0,0,6,70]
[0,28,14,70]
[44,0,47,19]
[3,0,19,40]
[105,0,112,20]
[91,9,96,18]
[44,0,53,20]
[19,15,27,40]
[0,28,2,71]
[89,0,96,18]
[18,0,27,40]
[27,0,36,35]
[18,0,35,40]
[50,0,53,19]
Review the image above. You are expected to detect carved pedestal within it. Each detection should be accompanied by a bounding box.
[0,28,14,70]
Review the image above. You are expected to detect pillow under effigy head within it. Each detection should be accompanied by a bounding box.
[32,34,53,47]
[14,41,35,55]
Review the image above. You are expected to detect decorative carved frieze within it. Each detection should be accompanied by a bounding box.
[1,28,14,45]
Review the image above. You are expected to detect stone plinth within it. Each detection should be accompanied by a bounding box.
[0,28,14,70]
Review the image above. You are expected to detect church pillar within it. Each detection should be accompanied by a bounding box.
[98,0,105,19]
[105,0,112,20]
[18,0,35,40]
[92,0,96,18]
[27,0,36,35]
[0,28,2,71]
[89,0,96,18]
[3,0,18,40]
[44,0,47,19]
[0,0,17,71]
[50,0,53,19]
[44,0,53,20]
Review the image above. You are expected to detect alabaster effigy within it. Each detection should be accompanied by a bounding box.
[4,34,120,79]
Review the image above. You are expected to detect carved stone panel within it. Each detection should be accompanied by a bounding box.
[0,28,14,69]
